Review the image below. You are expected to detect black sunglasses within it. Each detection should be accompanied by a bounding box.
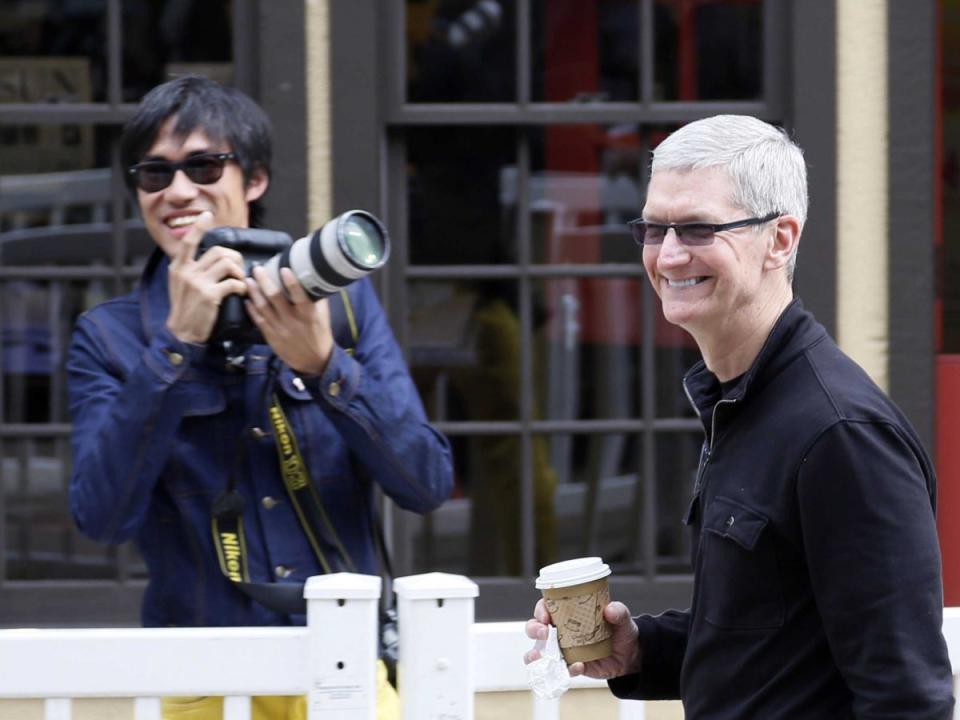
[127,151,238,193]
[627,212,781,247]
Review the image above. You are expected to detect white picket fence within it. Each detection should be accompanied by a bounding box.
[0,572,957,720]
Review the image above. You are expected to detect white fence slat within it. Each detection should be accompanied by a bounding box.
[133,697,162,720]
[44,698,71,720]
[223,695,252,720]
[619,698,647,719]
[532,695,559,720]
[304,573,381,720]
[0,627,308,697]
[395,572,479,720]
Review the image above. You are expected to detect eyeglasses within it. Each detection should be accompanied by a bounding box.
[627,212,781,247]
[127,152,238,193]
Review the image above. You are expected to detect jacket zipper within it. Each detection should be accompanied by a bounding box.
[684,379,738,497]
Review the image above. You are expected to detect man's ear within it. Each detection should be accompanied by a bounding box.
[764,215,801,271]
[245,167,270,203]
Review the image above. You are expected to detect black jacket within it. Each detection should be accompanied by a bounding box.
[610,299,954,718]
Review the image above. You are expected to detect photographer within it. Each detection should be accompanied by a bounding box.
[67,75,453,719]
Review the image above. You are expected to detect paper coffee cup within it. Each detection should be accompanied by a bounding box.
[535,557,612,663]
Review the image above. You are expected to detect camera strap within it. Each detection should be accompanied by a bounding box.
[211,289,364,614]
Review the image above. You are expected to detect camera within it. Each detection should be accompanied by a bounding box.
[198,209,390,347]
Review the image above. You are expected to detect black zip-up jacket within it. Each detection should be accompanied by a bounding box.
[610,299,954,718]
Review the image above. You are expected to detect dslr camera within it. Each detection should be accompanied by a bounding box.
[198,209,390,347]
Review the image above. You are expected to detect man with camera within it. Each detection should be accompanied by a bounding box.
[524,115,955,717]
[67,75,453,719]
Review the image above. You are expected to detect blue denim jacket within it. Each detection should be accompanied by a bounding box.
[67,251,453,627]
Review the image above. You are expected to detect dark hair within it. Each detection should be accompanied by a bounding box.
[120,75,272,227]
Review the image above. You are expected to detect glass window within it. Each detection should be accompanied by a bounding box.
[0,0,234,103]
[407,125,516,265]
[654,0,763,101]
[941,0,960,352]
[531,0,640,102]
[407,0,516,102]
[410,279,521,423]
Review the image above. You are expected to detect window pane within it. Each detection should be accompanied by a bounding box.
[0,1,234,103]
[654,0,763,101]
[2,436,147,581]
[411,433,524,576]
[123,1,235,100]
[407,126,516,265]
[532,0,640,102]
[651,431,698,572]
[942,1,960,352]
[535,277,642,422]
[0,124,153,267]
[547,431,640,568]
[407,0,515,102]
[527,124,644,254]
[0,5,107,101]
[410,280,520,422]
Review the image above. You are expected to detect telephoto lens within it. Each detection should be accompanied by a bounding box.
[262,209,390,301]
[198,210,391,348]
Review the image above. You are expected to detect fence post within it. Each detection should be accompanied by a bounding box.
[394,572,479,720]
[304,573,382,720]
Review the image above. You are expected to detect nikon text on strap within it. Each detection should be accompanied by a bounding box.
[211,288,360,614]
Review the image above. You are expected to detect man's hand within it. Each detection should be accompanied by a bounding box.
[166,212,248,344]
[245,265,335,375]
[524,598,641,680]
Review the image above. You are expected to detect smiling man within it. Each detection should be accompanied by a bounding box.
[525,115,955,718]
[66,75,453,720]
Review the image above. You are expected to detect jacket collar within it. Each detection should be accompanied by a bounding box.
[683,298,827,422]
[139,248,173,343]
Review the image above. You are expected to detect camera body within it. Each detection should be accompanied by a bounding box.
[198,227,292,347]
[198,210,390,347]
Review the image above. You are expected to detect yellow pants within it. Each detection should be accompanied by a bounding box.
[161,659,399,719]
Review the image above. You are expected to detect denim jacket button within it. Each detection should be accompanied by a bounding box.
[292,376,306,392]
[274,565,294,579]
[164,350,184,366]
[250,427,268,439]
[261,496,279,510]
[328,381,341,398]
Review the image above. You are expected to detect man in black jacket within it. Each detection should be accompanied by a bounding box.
[525,115,955,718]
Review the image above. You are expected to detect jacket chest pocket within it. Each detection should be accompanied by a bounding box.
[700,495,784,630]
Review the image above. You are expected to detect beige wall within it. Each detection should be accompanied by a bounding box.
[836,0,889,390]
[305,0,333,229]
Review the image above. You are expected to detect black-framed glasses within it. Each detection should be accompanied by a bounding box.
[127,152,238,193]
[627,212,781,247]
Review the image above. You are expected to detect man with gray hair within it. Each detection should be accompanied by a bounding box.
[526,115,954,717]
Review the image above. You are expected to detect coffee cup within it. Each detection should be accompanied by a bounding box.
[535,557,612,663]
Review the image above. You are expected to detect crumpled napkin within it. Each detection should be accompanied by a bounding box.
[525,625,571,699]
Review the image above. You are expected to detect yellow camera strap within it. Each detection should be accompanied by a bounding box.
[210,288,360,612]
[266,393,356,575]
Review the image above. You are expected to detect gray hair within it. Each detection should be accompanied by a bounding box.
[651,115,808,280]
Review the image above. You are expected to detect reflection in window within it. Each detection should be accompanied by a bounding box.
[407,125,515,265]
[407,0,515,102]
[0,0,234,103]
[532,0,640,102]
[655,0,763,101]
[941,0,960,352]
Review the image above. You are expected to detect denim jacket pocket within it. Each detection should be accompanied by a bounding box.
[701,495,785,630]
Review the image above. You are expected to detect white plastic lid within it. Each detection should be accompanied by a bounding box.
[535,557,611,590]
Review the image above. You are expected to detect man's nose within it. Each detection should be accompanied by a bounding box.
[657,227,690,264]
[165,168,200,200]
